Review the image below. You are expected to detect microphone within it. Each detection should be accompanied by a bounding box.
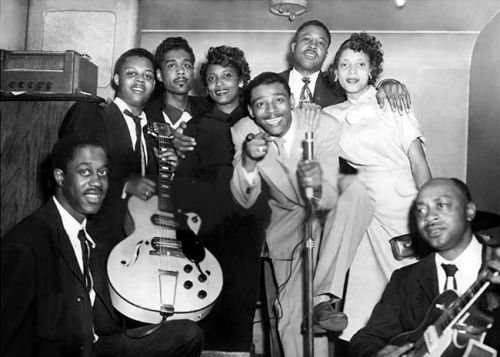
[302,130,314,199]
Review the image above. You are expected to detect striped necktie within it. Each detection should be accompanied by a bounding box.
[77,230,92,291]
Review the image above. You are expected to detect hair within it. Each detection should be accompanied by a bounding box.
[51,135,106,173]
[245,72,291,107]
[199,46,251,88]
[154,37,195,69]
[327,32,384,87]
[293,19,331,47]
[111,48,155,90]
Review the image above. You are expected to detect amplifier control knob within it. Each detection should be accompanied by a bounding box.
[18,81,25,89]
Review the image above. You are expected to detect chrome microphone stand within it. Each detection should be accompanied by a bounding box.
[303,130,316,357]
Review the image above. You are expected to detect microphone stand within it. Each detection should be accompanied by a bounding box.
[303,131,316,357]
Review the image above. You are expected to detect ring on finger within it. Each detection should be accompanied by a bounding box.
[258,146,264,153]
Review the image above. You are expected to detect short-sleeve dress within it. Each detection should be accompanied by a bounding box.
[324,85,425,339]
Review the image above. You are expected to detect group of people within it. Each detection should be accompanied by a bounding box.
[2,18,499,357]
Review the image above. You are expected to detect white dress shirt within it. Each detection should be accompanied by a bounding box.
[114,97,149,169]
[435,236,483,295]
[289,68,320,107]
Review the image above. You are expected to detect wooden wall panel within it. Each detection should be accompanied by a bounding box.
[1,100,74,235]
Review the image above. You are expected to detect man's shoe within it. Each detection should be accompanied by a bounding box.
[312,301,348,332]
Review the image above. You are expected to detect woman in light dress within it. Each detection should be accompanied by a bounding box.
[323,32,432,339]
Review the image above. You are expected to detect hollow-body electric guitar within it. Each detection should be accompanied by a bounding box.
[390,264,499,357]
[107,122,223,323]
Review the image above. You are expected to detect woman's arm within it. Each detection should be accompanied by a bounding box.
[408,138,431,188]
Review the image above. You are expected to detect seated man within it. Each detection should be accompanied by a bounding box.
[230,72,373,357]
[350,177,500,357]
[1,135,203,357]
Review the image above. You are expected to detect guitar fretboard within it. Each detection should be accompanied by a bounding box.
[156,130,176,230]
[434,269,492,334]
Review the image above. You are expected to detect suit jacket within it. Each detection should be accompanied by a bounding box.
[59,102,157,252]
[350,237,500,357]
[0,200,120,357]
[279,69,346,108]
[230,109,341,259]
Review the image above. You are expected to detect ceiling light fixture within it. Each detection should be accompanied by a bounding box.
[269,0,307,21]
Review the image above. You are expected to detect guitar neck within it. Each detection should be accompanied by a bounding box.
[432,270,492,335]
[157,134,175,214]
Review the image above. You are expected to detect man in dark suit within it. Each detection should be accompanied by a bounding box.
[350,178,500,357]
[1,134,203,357]
[60,48,164,254]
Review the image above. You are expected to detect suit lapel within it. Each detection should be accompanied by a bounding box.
[416,253,439,302]
[39,201,88,289]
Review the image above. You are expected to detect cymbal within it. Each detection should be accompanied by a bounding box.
[472,210,500,231]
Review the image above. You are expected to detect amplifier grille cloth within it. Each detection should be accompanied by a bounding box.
[42,11,116,88]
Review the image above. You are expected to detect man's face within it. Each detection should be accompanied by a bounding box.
[114,55,155,111]
[156,49,194,96]
[291,24,329,75]
[414,179,475,256]
[248,82,294,138]
[205,64,241,107]
[55,145,109,223]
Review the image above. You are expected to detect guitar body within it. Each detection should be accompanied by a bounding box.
[391,290,494,357]
[107,195,223,324]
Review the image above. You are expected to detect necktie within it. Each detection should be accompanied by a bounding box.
[441,263,458,291]
[300,77,313,107]
[274,137,287,158]
[77,230,92,291]
[124,109,145,173]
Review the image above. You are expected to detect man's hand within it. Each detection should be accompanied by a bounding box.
[171,122,196,159]
[375,79,412,115]
[297,160,323,198]
[377,343,414,357]
[242,132,270,172]
[486,248,500,284]
[124,176,156,201]
[155,147,179,171]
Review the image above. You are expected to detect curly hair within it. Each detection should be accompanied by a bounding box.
[154,37,195,69]
[327,32,384,87]
[199,46,251,88]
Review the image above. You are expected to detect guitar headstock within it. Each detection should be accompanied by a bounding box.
[146,122,173,140]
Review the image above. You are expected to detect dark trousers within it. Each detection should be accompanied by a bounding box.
[93,320,203,357]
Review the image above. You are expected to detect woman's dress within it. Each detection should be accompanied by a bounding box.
[324,85,425,339]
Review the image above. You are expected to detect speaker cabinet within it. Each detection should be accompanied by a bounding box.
[26,0,139,98]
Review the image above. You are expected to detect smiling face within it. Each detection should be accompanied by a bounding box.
[248,82,294,138]
[205,64,241,112]
[291,24,329,76]
[114,55,155,114]
[54,145,109,223]
[156,49,194,96]
[414,179,475,260]
[336,48,371,100]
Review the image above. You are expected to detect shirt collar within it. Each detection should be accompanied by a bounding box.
[114,97,147,122]
[52,196,95,248]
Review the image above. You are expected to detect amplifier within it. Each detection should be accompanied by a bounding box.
[0,50,98,95]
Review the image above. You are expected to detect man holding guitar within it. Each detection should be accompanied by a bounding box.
[350,178,500,357]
